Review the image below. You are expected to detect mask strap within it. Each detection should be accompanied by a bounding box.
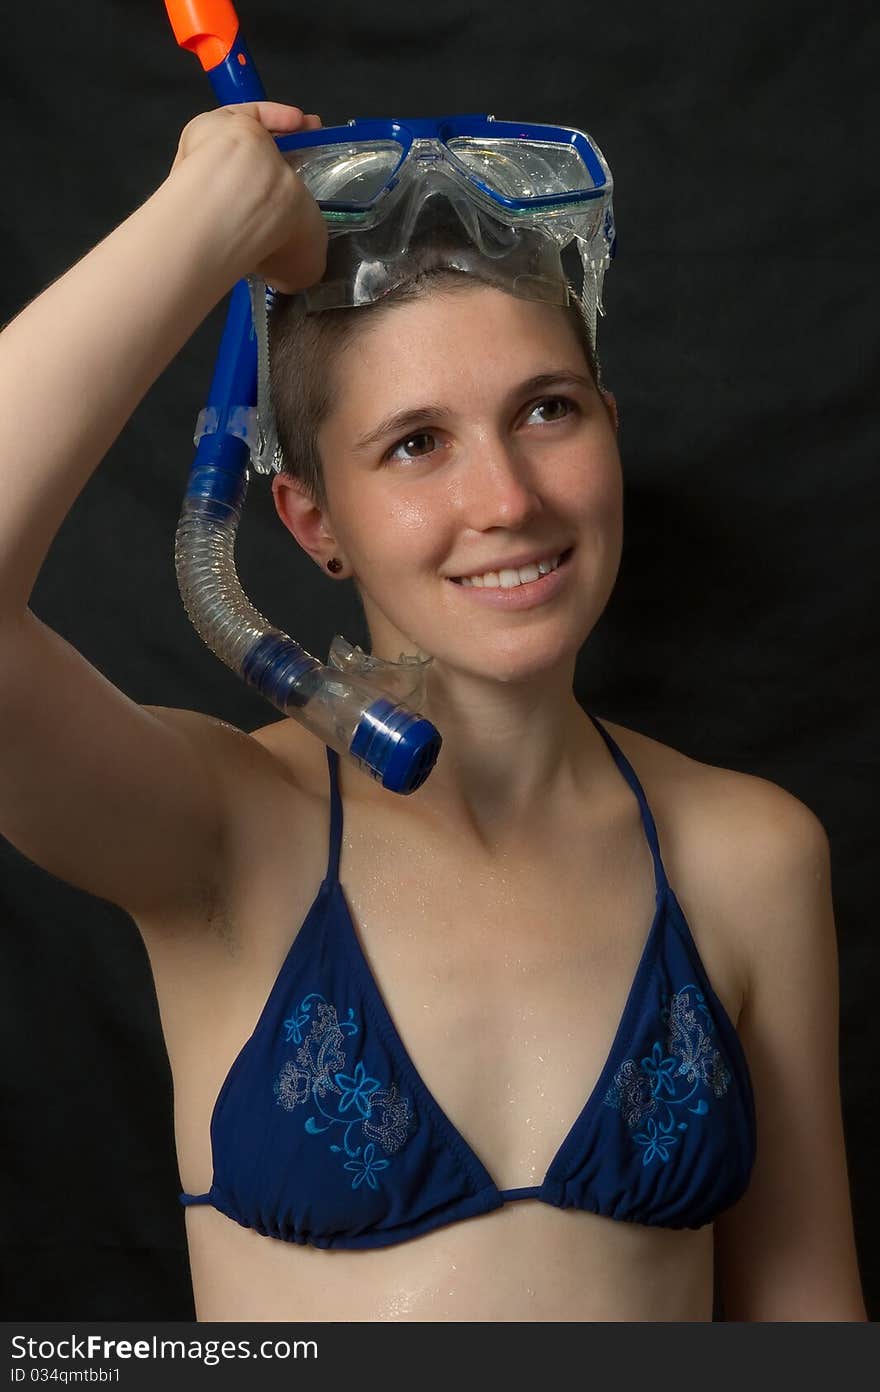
[245,275,285,475]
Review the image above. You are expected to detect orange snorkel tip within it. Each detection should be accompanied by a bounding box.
[164,0,242,71]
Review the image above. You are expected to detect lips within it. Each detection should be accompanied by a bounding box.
[444,545,576,609]
[449,545,572,584]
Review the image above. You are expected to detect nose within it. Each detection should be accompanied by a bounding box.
[456,434,545,533]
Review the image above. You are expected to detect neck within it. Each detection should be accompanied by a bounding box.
[393,654,608,850]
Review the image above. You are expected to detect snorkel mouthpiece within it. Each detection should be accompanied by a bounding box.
[240,635,441,795]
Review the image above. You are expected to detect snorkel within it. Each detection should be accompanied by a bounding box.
[164,0,614,795]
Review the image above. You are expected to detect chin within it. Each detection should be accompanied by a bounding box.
[426,633,582,686]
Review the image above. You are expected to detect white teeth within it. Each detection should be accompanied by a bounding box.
[459,554,562,588]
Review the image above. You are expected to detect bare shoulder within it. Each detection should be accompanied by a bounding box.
[600,714,827,848]
[244,713,331,791]
[598,714,830,998]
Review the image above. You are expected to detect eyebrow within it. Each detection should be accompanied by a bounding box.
[350,370,596,454]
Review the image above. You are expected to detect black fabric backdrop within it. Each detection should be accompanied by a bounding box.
[1,0,877,1320]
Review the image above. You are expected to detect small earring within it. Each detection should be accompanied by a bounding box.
[326,557,343,573]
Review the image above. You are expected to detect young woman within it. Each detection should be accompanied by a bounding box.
[0,101,866,1321]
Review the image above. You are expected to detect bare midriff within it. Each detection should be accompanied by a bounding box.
[184,1195,714,1321]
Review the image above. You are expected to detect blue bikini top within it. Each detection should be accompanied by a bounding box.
[180,713,757,1249]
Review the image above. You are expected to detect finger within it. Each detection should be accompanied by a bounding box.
[302,113,323,129]
[220,100,307,129]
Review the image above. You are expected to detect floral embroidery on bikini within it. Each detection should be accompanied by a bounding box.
[603,984,732,1166]
[274,993,414,1190]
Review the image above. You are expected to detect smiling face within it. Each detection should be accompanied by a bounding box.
[272,283,623,687]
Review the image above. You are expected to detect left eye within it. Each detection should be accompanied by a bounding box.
[526,396,575,425]
[384,397,576,464]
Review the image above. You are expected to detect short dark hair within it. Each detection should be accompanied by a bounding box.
[267,265,599,512]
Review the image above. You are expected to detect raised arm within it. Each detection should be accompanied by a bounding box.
[0,103,326,923]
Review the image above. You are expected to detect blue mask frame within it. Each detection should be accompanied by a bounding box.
[271,113,612,221]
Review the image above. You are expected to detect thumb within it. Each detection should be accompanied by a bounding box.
[217,100,312,134]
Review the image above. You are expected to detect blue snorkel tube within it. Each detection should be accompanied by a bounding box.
[164,0,443,795]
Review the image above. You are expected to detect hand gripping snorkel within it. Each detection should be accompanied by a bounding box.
[164,0,615,795]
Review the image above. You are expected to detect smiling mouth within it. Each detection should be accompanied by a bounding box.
[448,546,575,588]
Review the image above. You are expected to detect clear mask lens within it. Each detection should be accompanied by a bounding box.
[446,137,601,201]
[284,140,404,206]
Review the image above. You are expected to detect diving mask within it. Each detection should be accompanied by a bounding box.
[245,114,615,477]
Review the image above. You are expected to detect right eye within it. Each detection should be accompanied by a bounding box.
[385,430,441,464]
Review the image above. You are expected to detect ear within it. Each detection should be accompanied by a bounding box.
[600,387,619,432]
[271,472,344,571]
